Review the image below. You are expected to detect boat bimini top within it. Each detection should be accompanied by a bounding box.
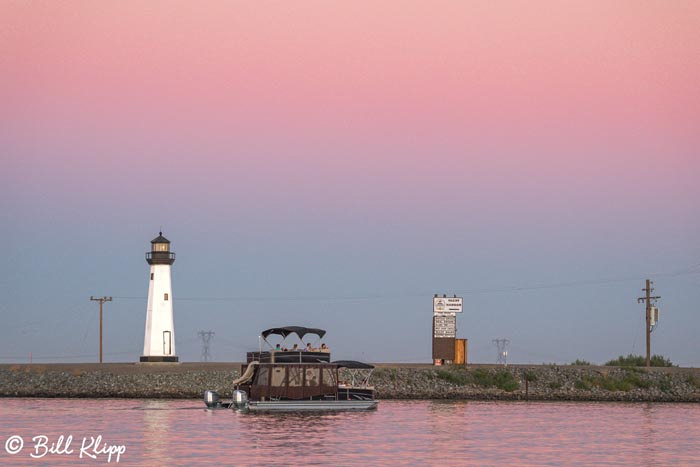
[261,326,326,341]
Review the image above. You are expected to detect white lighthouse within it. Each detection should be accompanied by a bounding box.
[140,232,178,362]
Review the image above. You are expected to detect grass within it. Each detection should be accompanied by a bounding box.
[686,375,700,389]
[570,359,591,366]
[572,371,652,392]
[574,379,591,390]
[605,354,674,367]
[436,369,469,386]
[436,368,520,392]
[658,376,673,392]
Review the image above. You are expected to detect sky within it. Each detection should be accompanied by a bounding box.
[1,1,699,365]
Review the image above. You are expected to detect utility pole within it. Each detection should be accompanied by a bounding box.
[637,280,660,368]
[90,296,112,363]
[198,331,215,362]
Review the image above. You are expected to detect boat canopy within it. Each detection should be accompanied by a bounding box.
[261,326,326,340]
[332,360,374,369]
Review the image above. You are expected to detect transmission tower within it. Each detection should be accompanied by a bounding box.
[198,331,215,362]
[492,338,510,365]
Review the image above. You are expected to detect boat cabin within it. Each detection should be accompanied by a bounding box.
[236,326,375,402]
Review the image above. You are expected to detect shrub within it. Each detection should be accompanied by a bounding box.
[570,359,591,366]
[468,369,519,391]
[436,369,469,386]
[523,371,537,382]
[685,375,700,389]
[658,376,673,392]
[574,379,591,390]
[622,371,650,389]
[605,354,674,367]
[494,371,519,392]
[471,368,494,387]
[548,381,563,390]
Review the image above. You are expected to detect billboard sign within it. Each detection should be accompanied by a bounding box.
[433,314,457,338]
[433,296,463,314]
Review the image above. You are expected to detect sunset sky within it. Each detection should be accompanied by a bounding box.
[2,1,699,365]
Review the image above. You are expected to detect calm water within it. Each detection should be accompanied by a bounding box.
[1,399,699,466]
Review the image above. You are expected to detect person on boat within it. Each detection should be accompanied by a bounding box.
[275,344,281,351]
[320,343,329,352]
[292,344,299,351]
[305,343,314,351]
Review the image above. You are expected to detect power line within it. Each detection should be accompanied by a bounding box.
[107,263,700,303]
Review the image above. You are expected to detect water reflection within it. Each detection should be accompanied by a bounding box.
[142,401,174,464]
[1,399,699,466]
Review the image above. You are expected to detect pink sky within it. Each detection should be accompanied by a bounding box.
[2,1,698,242]
[1,1,699,364]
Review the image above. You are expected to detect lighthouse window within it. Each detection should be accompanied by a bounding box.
[150,273,154,280]
[164,293,169,301]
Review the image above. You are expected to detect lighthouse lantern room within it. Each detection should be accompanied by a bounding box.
[140,232,178,362]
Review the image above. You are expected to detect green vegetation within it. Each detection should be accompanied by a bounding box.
[658,376,673,393]
[570,359,591,366]
[571,370,652,392]
[548,381,563,390]
[436,369,469,386]
[471,369,519,392]
[493,371,519,392]
[436,368,520,392]
[523,371,537,382]
[605,354,674,367]
[574,379,591,390]
[686,375,700,389]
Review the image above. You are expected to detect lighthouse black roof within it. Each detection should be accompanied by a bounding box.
[151,232,170,244]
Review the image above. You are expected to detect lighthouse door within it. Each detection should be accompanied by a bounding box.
[163,331,172,355]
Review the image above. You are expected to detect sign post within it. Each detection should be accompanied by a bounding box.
[432,294,463,365]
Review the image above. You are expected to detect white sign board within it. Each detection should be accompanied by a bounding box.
[433,297,463,314]
[434,314,457,338]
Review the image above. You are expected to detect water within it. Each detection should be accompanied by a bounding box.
[1,399,699,466]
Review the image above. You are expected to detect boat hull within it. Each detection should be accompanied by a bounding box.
[246,400,377,412]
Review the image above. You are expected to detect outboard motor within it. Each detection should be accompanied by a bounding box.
[204,390,221,408]
[232,389,248,411]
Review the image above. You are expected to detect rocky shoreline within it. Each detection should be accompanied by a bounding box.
[1,363,699,402]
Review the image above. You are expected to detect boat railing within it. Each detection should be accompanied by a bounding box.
[247,350,331,364]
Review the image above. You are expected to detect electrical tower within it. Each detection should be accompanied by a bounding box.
[492,338,510,365]
[89,296,112,364]
[637,279,660,368]
[198,331,215,362]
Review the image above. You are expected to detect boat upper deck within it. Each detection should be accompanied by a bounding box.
[246,350,331,364]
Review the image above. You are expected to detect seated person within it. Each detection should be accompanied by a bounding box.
[320,343,329,352]
[291,344,299,351]
[305,343,314,351]
[275,344,281,351]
